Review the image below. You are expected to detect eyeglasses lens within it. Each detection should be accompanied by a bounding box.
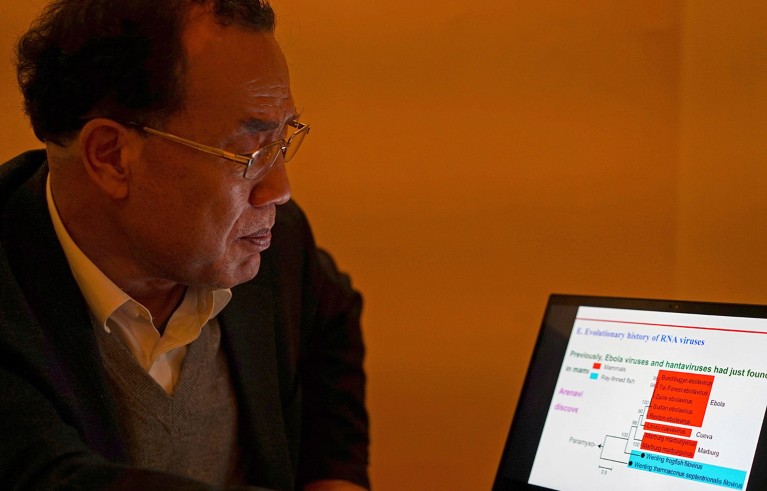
[243,125,308,180]
[284,128,307,162]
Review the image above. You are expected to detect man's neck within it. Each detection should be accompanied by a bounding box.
[129,283,187,335]
[49,162,188,334]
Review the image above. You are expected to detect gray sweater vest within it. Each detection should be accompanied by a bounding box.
[94,319,243,485]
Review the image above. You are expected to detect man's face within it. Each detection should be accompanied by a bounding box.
[120,10,295,289]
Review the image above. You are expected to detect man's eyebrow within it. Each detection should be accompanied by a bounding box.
[239,118,281,133]
[239,113,301,133]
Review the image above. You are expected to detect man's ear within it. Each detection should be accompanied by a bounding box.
[78,119,138,199]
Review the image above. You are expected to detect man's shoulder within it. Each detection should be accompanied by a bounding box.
[255,200,319,287]
[272,200,315,249]
[274,199,310,230]
[0,150,47,209]
[0,150,47,181]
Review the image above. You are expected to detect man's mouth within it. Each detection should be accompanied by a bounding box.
[242,228,272,250]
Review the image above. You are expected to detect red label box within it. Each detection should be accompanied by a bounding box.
[641,369,715,458]
[646,370,714,427]
[641,432,698,459]
[643,421,692,438]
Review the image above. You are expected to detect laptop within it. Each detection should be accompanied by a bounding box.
[492,294,767,491]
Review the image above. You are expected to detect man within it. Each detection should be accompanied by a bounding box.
[0,1,369,490]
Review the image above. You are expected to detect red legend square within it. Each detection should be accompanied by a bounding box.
[593,363,601,369]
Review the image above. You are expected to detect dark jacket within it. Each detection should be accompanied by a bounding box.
[0,150,369,490]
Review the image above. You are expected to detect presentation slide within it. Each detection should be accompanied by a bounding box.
[528,306,767,490]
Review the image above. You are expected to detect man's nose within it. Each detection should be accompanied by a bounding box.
[248,160,291,207]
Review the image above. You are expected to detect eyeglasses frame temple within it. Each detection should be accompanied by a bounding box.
[138,125,253,166]
[130,120,310,179]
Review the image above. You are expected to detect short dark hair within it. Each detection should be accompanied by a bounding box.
[16,0,275,145]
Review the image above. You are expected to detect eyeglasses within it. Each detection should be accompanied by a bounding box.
[129,120,310,180]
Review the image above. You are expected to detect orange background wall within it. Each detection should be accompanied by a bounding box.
[1,2,766,490]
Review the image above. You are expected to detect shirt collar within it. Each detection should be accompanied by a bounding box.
[45,173,232,328]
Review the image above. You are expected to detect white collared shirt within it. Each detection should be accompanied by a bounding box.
[46,175,232,394]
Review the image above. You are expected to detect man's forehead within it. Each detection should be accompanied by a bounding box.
[182,5,221,56]
[181,5,285,66]
[180,9,294,114]
[235,83,297,130]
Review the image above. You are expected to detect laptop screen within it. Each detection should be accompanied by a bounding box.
[493,295,767,491]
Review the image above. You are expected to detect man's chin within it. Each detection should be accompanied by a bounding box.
[187,254,262,290]
[219,255,263,289]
